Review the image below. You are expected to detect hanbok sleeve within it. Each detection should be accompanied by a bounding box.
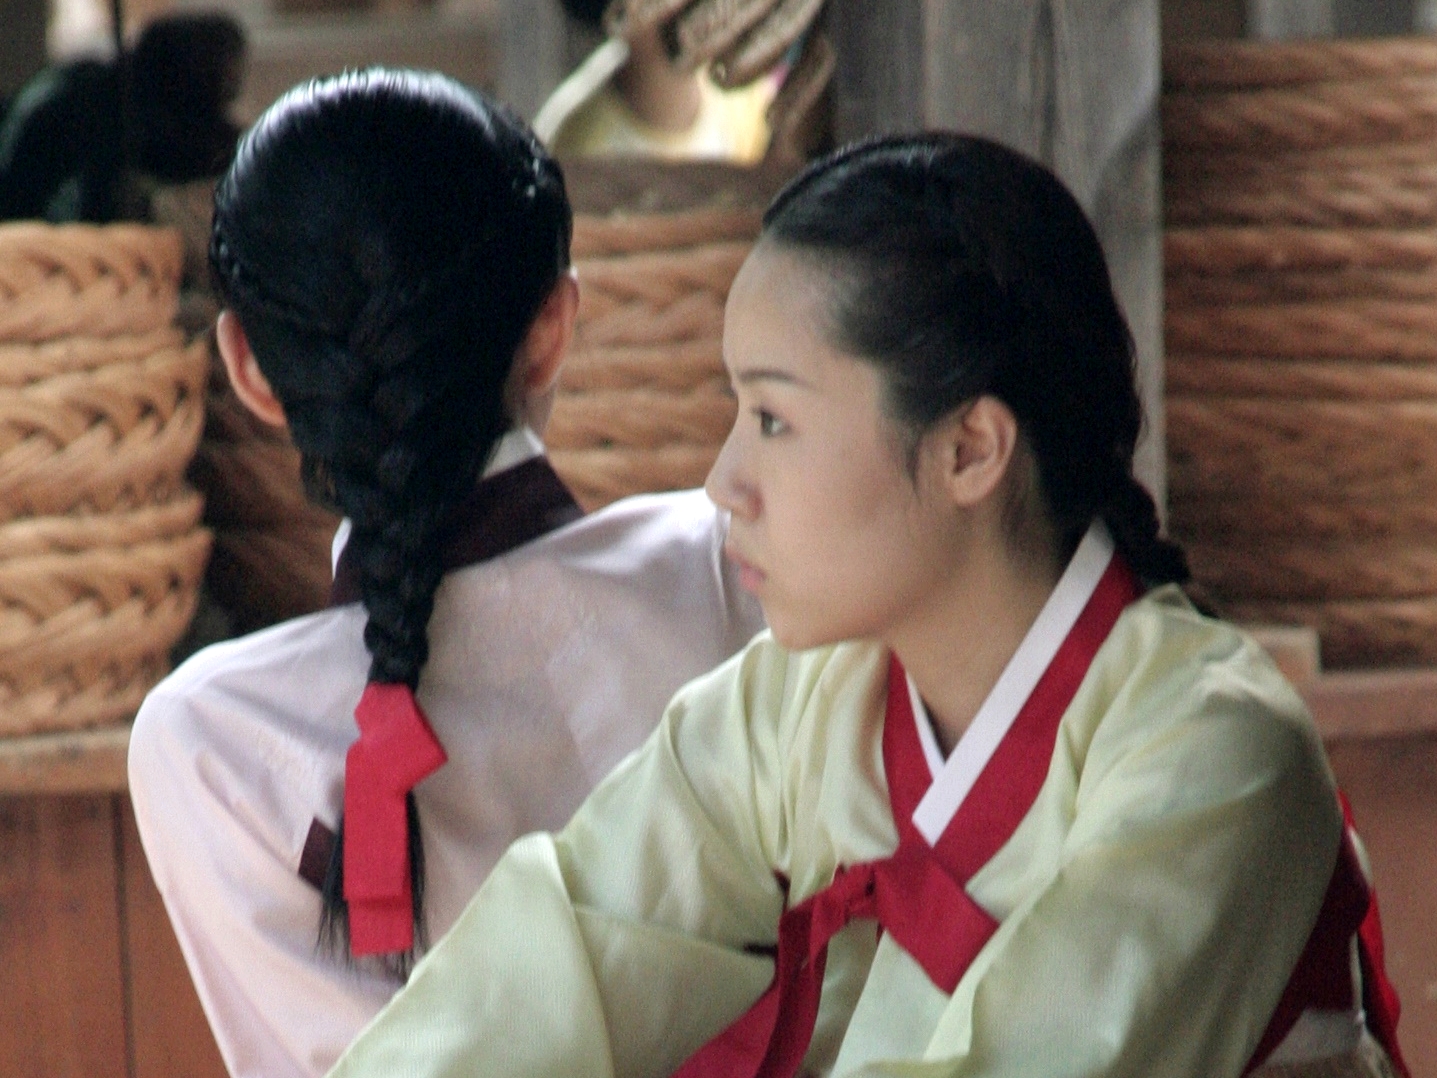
[907,628,1346,1078]
[327,641,799,1078]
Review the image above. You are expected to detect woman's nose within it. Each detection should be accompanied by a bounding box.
[705,429,758,520]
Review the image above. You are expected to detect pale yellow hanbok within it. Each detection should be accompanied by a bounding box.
[327,529,1373,1078]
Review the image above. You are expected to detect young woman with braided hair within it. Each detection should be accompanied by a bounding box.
[327,134,1405,1078]
[127,68,763,1078]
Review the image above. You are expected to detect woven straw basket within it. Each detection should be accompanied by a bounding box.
[0,224,211,736]
[1164,38,1437,666]
[546,206,760,508]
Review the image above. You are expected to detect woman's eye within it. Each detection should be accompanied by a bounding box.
[756,409,788,437]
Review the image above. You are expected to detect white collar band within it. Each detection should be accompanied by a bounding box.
[910,523,1117,844]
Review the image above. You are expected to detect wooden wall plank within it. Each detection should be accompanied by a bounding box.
[0,795,129,1078]
[1327,735,1437,1075]
[120,800,227,1078]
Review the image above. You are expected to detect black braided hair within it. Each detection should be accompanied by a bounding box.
[760,134,1188,588]
[209,68,572,964]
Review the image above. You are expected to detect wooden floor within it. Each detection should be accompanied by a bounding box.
[0,794,225,1078]
[0,728,1433,1078]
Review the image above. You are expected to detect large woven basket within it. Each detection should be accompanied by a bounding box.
[546,206,760,508]
[0,224,211,736]
[1164,38,1437,667]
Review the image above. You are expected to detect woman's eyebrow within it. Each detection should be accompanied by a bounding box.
[733,368,814,388]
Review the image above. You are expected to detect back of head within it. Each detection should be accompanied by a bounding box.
[211,67,571,686]
[762,134,1187,586]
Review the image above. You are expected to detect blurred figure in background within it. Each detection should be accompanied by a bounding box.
[0,11,246,222]
[536,0,779,162]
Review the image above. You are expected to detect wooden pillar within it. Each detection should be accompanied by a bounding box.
[496,0,599,122]
[827,0,1167,506]
[0,0,47,102]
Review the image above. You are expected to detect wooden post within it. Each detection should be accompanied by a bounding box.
[497,0,600,122]
[826,0,1167,507]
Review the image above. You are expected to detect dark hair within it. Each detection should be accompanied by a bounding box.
[209,68,572,962]
[559,0,609,29]
[761,133,1188,587]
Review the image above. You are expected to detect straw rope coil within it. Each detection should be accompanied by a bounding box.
[1166,356,1437,400]
[0,224,182,342]
[0,332,209,520]
[1167,398,1437,503]
[1163,38,1437,665]
[1165,299,1437,361]
[1165,226,1437,274]
[0,518,210,737]
[1163,77,1437,154]
[1170,494,1437,544]
[1187,537,1437,602]
[550,209,761,509]
[1164,37,1437,91]
[0,223,212,733]
[206,522,338,631]
[1164,153,1437,228]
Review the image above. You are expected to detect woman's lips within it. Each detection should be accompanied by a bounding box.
[725,545,766,593]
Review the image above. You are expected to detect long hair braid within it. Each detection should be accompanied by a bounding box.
[209,69,572,965]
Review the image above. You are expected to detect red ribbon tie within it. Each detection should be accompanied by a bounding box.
[343,682,448,955]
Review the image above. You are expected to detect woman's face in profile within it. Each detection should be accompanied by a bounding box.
[707,245,963,653]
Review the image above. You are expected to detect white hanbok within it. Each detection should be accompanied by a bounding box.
[129,428,765,1078]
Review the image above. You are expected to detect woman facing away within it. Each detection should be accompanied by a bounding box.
[127,69,764,1078]
[325,134,1406,1078]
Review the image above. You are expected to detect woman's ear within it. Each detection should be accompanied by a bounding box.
[215,310,287,428]
[936,396,1020,508]
[509,270,579,429]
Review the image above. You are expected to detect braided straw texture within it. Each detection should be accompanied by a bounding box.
[1167,300,1437,362]
[549,210,759,508]
[1165,37,1437,91]
[1169,399,1437,504]
[0,497,210,737]
[1163,76,1437,154]
[0,223,212,733]
[0,224,182,343]
[1163,37,1437,666]
[0,330,209,520]
[1164,149,1437,228]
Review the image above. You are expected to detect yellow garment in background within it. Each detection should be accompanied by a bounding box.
[327,587,1342,1078]
[549,72,775,163]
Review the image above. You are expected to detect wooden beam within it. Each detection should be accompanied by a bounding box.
[0,727,131,797]
[1302,668,1437,743]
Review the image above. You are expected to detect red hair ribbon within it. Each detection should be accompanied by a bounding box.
[343,682,448,956]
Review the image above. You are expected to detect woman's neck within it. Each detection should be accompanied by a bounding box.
[889,532,1067,758]
[613,25,703,132]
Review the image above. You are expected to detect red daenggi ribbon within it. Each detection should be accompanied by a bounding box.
[343,681,448,956]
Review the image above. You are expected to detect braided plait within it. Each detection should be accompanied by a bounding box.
[764,134,1187,587]
[209,69,571,963]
